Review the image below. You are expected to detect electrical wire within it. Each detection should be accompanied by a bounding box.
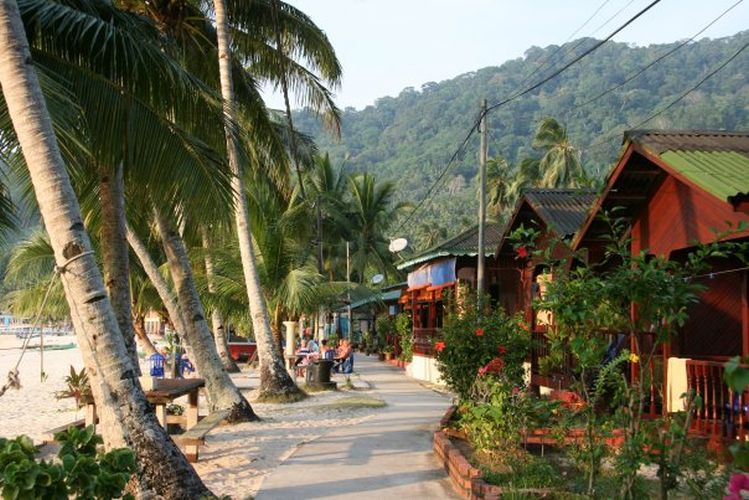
[392,0,663,236]
[517,0,613,90]
[485,0,663,115]
[585,38,749,154]
[569,0,743,116]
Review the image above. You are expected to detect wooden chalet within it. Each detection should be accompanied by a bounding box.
[494,188,598,389]
[397,223,505,383]
[573,130,749,438]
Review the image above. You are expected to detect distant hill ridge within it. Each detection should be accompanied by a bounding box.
[294,31,749,235]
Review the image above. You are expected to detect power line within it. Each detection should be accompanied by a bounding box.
[486,0,663,115]
[526,0,635,89]
[393,0,663,236]
[518,0,613,89]
[568,0,743,116]
[585,38,749,154]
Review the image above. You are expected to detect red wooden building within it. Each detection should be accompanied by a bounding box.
[573,130,749,437]
[397,223,505,383]
[495,188,598,389]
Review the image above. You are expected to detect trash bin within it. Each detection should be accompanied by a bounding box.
[306,360,336,390]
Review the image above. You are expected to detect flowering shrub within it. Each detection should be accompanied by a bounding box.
[435,297,528,401]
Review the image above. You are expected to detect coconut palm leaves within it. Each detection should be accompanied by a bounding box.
[348,173,410,283]
[533,117,586,188]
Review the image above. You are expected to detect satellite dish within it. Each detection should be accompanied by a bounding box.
[371,274,384,285]
[389,238,408,253]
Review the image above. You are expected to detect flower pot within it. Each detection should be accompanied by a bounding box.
[384,352,393,361]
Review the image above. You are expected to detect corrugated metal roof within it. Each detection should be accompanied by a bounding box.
[523,188,598,237]
[397,222,505,270]
[347,289,403,311]
[626,130,749,203]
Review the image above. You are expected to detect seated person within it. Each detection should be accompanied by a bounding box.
[304,328,320,353]
[295,339,312,376]
[295,339,311,366]
[333,339,354,373]
[320,339,335,361]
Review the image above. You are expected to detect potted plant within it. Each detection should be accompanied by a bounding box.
[383,346,394,361]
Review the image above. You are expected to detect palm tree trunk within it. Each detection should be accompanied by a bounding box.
[133,313,158,356]
[213,0,302,400]
[125,222,189,338]
[200,226,239,373]
[154,208,257,421]
[99,161,139,373]
[0,3,211,496]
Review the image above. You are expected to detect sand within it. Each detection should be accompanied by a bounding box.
[0,334,84,442]
[0,334,384,499]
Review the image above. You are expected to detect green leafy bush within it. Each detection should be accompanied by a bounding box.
[394,313,412,362]
[0,426,136,499]
[374,315,393,352]
[435,298,528,401]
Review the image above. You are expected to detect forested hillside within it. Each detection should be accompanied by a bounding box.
[294,31,749,243]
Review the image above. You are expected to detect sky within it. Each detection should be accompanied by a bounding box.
[261,0,749,111]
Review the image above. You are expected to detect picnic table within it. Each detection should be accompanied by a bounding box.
[83,378,205,458]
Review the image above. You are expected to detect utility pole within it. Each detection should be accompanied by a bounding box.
[346,241,352,339]
[316,195,325,341]
[477,99,488,302]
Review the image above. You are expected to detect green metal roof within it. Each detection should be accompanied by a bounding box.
[626,130,749,204]
[396,222,505,271]
[347,289,403,311]
[659,150,749,203]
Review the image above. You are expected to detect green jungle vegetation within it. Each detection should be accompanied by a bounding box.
[294,31,749,247]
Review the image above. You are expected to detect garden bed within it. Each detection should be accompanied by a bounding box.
[434,406,559,499]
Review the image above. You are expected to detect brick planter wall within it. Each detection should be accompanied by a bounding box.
[433,406,553,499]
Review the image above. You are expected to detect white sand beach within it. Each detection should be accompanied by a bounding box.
[0,335,384,498]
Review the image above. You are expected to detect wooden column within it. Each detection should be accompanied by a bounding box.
[742,269,749,358]
[185,389,200,460]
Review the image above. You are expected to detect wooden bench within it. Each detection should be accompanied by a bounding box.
[42,418,90,444]
[173,409,230,462]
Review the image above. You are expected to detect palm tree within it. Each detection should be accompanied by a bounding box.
[0,1,211,495]
[200,224,240,372]
[414,222,449,251]
[304,154,350,279]
[485,155,516,219]
[347,173,410,283]
[532,117,586,188]
[212,0,334,401]
[14,0,257,419]
[154,205,258,419]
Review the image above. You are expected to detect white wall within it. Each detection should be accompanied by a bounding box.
[407,354,443,385]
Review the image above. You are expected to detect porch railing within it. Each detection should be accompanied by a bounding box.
[413,327,440,357]
[530,329,662,416]
[686,359,748,440]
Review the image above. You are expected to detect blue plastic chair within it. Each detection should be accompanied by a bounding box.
[149,353,165,378]
[178,355,195,378]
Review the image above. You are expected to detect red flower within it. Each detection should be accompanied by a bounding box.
[516,246,529,259]
[497,345,507,355]
[512,386,521,395]
[478,357,505,376]
[435,341,446,352]
[475,328,484,337]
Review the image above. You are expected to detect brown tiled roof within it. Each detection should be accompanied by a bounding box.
[522,188,598,237]
[626,130,749,154]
